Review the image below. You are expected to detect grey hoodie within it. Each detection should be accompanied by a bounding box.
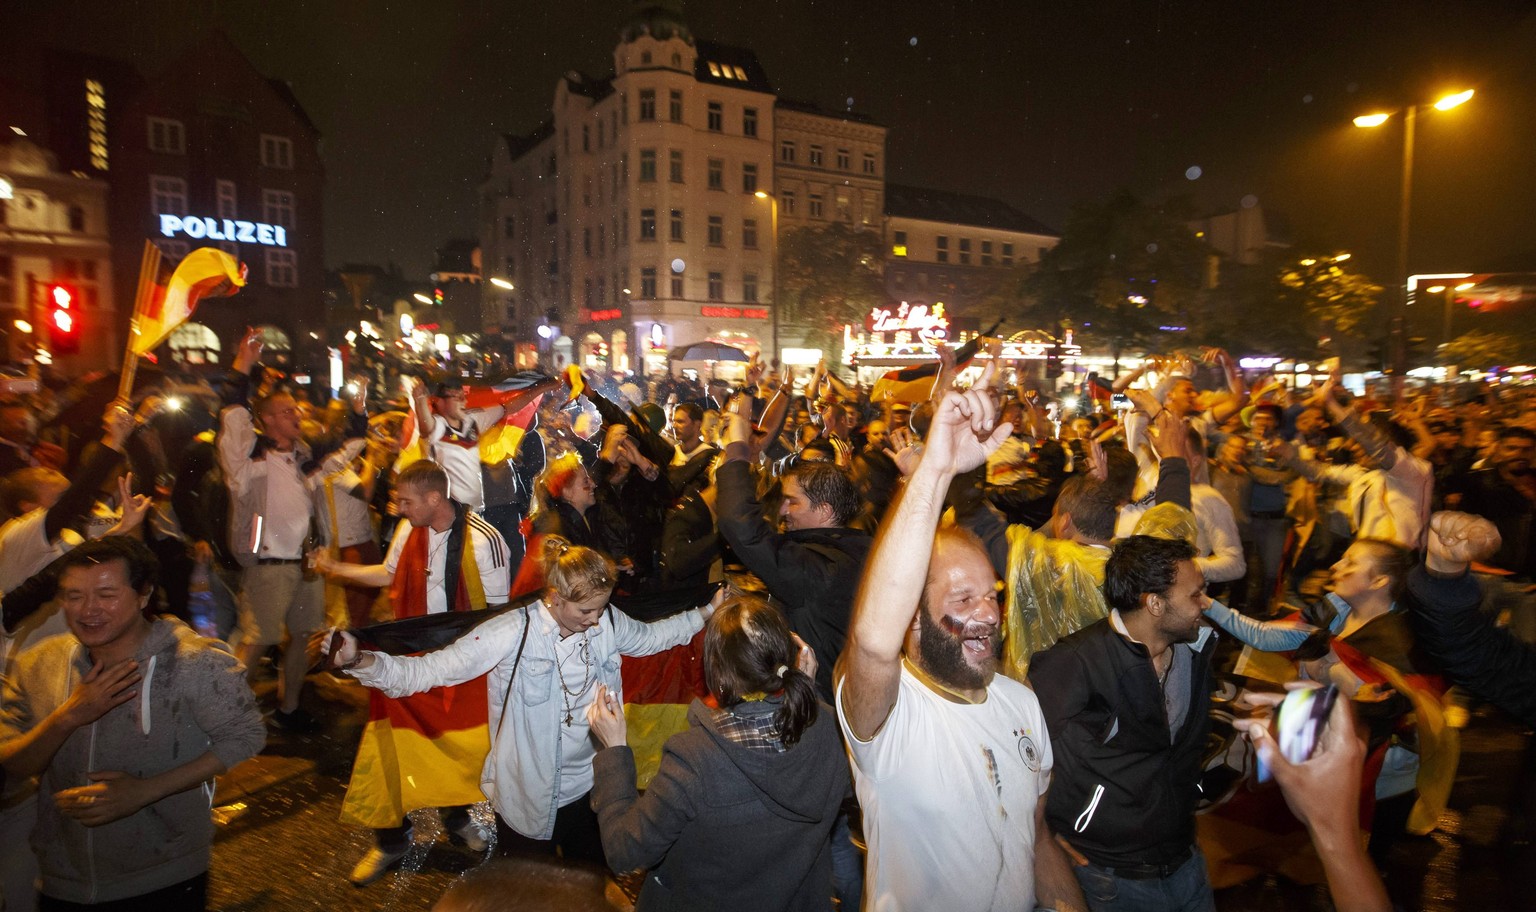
[591,698,850,912]
[0,618,265,903]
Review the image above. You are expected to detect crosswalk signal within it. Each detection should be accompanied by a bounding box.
[47,284,80,355]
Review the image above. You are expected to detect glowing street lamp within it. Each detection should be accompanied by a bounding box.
[489,277,514,291]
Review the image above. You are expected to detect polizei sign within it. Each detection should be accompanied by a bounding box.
[158,214,289,246]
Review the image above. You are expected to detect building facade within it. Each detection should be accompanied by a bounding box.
[108,31,325,369]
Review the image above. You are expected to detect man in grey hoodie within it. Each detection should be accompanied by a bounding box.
[0,536,265,910]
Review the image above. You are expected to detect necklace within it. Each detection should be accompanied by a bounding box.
[557,633,594,726]
[424,531,449,578]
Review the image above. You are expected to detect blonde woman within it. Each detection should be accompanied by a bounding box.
[322,536,720,864]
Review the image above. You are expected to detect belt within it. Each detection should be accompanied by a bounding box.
[256,557,303,565]
[1101,846,1192,880]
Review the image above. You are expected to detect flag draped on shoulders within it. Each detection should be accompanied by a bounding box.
[341,507,492,828]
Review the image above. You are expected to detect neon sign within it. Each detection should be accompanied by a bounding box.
[868,301,949,343]
[700,306,768,319]
[159,214,288,246]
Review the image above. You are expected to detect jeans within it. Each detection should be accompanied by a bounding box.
[1073,848,1215,912]
[829,807,864,910]
[495,793,607,867]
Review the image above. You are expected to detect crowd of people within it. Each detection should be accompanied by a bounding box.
[2,333,1536,912]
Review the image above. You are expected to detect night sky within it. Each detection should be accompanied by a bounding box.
[16,0,1536,286]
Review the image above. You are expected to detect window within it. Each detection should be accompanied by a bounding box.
[612,216,619,251]
[641,267,658,298]
[504,255,515,276]
[504,215,516,238]
[707,271,724,301]
[936,235,949,263]
[159,240,190,261]
[743,107,758,137]
[639,148,656,182]
[150,175,187,216]
[809,144,823,167]
[67,205,86,233]
[707,101,723,132]
[835,188,851,222]
[582,125,590,152]
[742,218,758,249]
[743,272,759,303]
[742,162,758,193]
[262,189,295,227]
[981,240,993,266]
[781,190,797,216]
[610,162,620,200]
[780,140,796,163]
[959,238,972,265]
[808,193,823,219]
[638,89,656,121]
[863,153,877,175]
[707,158,723,191]
[671,272,684,298]
[836,148,850,170]
[265,249,298,287]
[640,50,652,65]
[598,224,605,254]
[86,79,107,170]
[639,208,656,240]
[669,150,684,183]
[708,215,724,246]
[216,180,237,219]
[669,209,684,241]
[669,90,683,122]
[1002,242,1015,266]
[597,120,605,149]
[260,134,293,169]
[583,278,593,308]
[583,228,592,257]
[892,230,908,257]
[147,117,184,154]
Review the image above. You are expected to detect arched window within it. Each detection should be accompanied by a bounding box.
[167,322,221,365]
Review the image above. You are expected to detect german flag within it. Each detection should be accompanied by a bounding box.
[870,319,1001,404]
[129,244,246,355]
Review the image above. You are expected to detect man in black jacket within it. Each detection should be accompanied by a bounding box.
[716,411,871,701]
[1029,534,1219,912]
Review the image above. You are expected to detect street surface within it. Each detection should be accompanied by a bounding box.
[209,671,1528,911]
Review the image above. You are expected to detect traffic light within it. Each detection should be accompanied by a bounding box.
[46,284,80,355]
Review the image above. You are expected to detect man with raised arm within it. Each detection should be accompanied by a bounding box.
[835,367,1084,912]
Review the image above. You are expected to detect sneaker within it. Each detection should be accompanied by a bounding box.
[349,838,412,886]
[272,707,320,734]
[448,816,492,852]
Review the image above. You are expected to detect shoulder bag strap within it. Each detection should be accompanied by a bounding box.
[492,607,535,743]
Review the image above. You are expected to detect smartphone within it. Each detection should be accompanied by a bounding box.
[1258,684,1339,782]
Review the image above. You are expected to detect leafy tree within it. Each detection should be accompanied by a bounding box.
[1439,329,1521,369]
[777,223,885,347]
[1021,191,1212,372]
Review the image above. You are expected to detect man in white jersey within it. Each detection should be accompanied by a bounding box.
[411,377,504,512]
[836,368,1084,912]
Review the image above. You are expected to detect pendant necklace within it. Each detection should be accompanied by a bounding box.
[557,633,594,726]
[424,531,449,578]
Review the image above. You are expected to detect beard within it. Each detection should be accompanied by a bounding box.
[916,609,999,691]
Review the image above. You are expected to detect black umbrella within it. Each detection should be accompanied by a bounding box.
[668,341,750,362]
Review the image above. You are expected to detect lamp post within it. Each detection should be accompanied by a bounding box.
[1353,89,1473,385]
[754,190,780,369]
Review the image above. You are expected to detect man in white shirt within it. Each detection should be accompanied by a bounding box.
[411,378,505,513]
[836,370,1083,912]
[319,460,509,884]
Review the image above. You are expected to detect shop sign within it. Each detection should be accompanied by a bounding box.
[868,302,948,343]
[159,214,288,246]
[700,306,768,320]
[588,308,623,322]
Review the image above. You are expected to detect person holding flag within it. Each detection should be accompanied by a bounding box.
[316,460,510,884]
[409,378,503,513]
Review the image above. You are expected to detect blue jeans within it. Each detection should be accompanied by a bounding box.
[1073,847,1215,912]
[830,808,863,910]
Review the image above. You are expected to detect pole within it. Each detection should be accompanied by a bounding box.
[1389,104,1416,397]
[118,241,164,402]
[769,194,780,369]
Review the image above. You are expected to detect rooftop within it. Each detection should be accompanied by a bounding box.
[692,40,774,94]
[885,183,1057,236]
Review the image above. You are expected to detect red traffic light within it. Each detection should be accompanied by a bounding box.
[46,283,80,354]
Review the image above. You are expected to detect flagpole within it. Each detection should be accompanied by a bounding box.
[118,241,163,403]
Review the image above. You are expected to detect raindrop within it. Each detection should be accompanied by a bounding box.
[909,36,918,46]
[1185,165,1202,180]
[1302,93,1314,104]
[671,258,686,274]
[846,96,855,107]
[1240,194,1258,209]
[1146,243,1159,253]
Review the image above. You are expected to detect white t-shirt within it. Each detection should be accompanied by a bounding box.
[0,510,82,670]
[429,412,499,512]
[382,513,512,616]
[837,662,1052,912]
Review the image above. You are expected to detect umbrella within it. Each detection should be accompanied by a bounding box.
[668,341,750,362]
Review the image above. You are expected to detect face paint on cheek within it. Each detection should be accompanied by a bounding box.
[938,614,968,637]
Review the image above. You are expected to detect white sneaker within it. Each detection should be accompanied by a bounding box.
[349,838,412,886]
[449,816,492,852]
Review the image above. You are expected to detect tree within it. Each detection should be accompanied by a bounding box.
[777,222,886,347]
[1021,191,1213,372]
[1439,330,1520,369]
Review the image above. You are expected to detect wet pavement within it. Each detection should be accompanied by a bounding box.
[209,671,1530,911]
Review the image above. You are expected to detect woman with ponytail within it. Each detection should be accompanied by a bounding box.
[586,595,849,911]
[322,535,720,865]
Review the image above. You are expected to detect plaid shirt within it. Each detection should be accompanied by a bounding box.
[712,701,787,754]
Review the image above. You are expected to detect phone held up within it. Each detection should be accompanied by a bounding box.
[1257,684,1340,783]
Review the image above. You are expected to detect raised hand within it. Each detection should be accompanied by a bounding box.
[920,361,1013,476]
[1426,511,1501,574]
[232,326,263,374]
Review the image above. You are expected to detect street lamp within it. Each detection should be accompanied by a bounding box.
[412,292,432,305]
[489,277,514,291]
[1354,89,1474,381]
[754,190,780,367]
